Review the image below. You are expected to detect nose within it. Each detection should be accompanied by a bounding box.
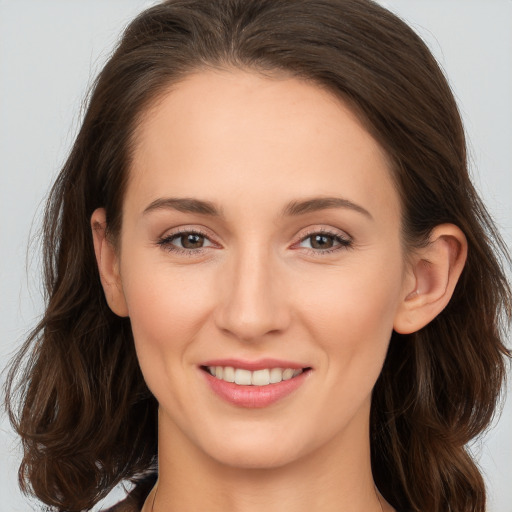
[214,245,291,342]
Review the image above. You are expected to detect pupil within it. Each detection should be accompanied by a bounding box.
[311,234,333,249]
[182,233,204,249]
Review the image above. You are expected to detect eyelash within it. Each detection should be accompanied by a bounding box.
[156,228,353,256]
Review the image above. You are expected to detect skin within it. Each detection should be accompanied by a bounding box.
[92,69,467,512]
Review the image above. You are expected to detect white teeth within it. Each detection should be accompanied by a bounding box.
[234,368,252,385]
[207,366,304,386]
[223,366,235,382]
[269,368,283,383]
[282,368,294,380]
[251,369,270,386]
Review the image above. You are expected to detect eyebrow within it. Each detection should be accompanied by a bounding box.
[142,195,372,219]
[143,197,222,216]
[282,196,373,219]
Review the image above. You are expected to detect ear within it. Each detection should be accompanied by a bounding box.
[91,208,129,317]
[393,224,467,334]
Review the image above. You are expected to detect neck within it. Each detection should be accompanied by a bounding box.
[148,408,387,512]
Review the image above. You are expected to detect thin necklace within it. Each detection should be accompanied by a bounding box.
[150,482,157,512]
[151,484,384,512]
[375,485,384,512]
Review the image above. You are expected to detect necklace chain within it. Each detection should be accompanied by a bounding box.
[150,483,156,511]
[375,486,384,512]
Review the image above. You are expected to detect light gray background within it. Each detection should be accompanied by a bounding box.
[1,1,511,511]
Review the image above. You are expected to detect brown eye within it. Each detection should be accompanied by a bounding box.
[158,230,214,252]
[180,233,205,249]
[297,231,352,253]
[309,234,335,249]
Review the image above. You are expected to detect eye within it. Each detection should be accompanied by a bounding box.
[157,229,215,253]
[174,232,211,249]
[297,230,352,253]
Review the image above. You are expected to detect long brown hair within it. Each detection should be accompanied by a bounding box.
[5,1,511,511]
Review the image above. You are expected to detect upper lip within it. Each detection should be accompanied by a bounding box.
[200,358,310,371]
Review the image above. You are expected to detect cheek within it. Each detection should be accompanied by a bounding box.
[120,258,221,418]
[119,252,217,369]
[291,256,404,433]
[294,251,404,362]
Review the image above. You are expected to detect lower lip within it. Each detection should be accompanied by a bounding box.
[202,369,310,408]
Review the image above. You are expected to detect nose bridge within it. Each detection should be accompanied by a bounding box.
[215,241,289,341]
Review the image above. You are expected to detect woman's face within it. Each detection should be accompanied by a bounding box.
[114,70,413,469]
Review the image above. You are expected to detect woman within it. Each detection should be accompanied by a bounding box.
[4,1,511,511]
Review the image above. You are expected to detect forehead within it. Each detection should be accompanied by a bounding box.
[126,69,400,223]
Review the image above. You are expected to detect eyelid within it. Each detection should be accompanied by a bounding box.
[157,224,221,242]
[294,225,352,242]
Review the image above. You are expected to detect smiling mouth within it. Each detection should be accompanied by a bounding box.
[202,366,311,386]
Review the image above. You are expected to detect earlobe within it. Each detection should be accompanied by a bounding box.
[91,208,129,317]
[393,224,467,334]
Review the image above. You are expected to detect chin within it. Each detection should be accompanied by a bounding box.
[193,421,317,471]
[207,443,304,470]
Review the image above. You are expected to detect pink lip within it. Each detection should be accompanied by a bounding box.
[201,366,311,408]
[201,358,307,371]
